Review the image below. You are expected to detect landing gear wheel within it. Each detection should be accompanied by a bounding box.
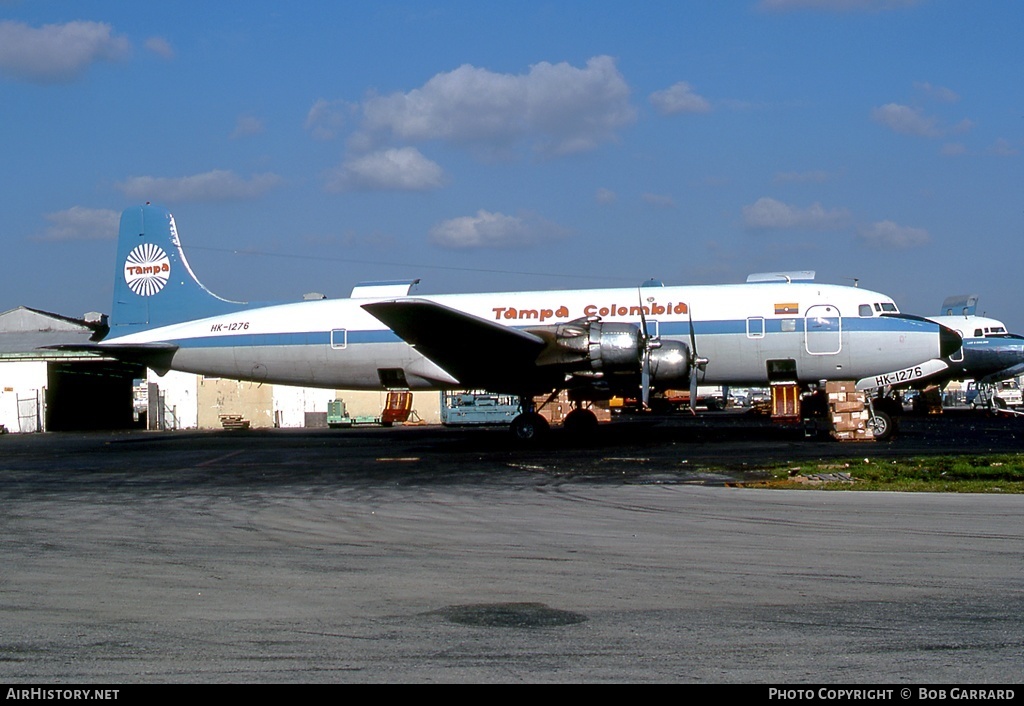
[868,409,894,441]
[509,412,550,442]
[563,408,599,436]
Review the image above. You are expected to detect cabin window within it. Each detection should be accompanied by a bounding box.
[781,319,796,332]
[746,317,765,338]
[330,329,348,349]
[859,304,873,317]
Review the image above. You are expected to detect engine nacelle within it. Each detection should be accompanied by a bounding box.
[648,340,690,387]
[538,317,691,387]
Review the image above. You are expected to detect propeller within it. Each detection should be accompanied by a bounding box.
[637,289,661,409]
[687,305,709,414]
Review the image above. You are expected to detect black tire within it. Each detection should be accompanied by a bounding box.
[509,412,550,442]
[868,409,894,441]
[563,408,599,436]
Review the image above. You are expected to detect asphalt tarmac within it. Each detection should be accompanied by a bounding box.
[1,411,1022,684]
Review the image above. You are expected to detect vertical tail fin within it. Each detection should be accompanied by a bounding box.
[110,204,245,334]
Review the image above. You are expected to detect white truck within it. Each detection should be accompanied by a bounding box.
[965,379,1023,409]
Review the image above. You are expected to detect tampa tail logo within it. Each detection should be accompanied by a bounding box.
[124,243,170,296]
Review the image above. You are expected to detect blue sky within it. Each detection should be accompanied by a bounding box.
[2,0,1022,330]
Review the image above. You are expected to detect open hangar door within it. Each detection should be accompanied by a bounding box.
[45,360,146,431]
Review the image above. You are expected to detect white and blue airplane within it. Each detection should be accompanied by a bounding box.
[929,295,1024,385]
[67,204,962,439]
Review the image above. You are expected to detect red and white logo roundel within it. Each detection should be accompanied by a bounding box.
[124,244,171,296]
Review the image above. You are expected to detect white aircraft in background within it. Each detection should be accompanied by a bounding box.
[929,295,1024,385]
[61,204,961,440]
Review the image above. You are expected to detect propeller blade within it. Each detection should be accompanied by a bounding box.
[686,304,710,414]
[638,288,651,408]
[689,363,699,415]
[641,350,651,408]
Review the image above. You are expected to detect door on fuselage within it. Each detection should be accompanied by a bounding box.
[805,305,841,355]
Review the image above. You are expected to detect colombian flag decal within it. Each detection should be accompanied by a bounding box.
[774,302,799,315]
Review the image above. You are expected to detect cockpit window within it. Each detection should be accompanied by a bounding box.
[879,302,898,313]
[859,304,873,317]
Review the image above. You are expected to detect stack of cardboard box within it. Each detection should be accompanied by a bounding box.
[826,380,874,442]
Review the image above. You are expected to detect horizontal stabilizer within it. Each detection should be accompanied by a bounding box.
[44,342,179,375]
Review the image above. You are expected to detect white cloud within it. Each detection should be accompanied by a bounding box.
[0,20,130,83]
[595,188,617,204]
[858,220,929,248]
[742,197,850,231]
[913,81,959,103]
[642,193,676,208]
[144,36,175,60]
[116,170,283,202]
[429,210,566,249]
[230,115,265,139]
[305,98,355,141]
[37,206,120,241]
[358,55,636,157]
[987,138,1020,157]
[649,81,711,115]
[871,103,940,137]
[326,147,445,192]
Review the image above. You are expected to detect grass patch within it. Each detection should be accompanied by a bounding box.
[753,454,1024,493]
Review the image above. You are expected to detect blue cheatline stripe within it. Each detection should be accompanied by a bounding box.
[169,329,403,349]
[163,315,934,349]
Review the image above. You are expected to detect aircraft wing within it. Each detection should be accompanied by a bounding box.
[362,299,551,391]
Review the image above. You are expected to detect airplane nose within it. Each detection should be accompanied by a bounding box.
[939,324,962,358]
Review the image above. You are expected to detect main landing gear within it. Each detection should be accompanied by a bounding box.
[508,396,600,441]
[509,411,549,442]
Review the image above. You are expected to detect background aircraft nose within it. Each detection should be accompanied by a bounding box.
[939,324,962,358]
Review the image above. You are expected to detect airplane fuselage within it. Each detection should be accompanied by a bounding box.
[105,281,951,394]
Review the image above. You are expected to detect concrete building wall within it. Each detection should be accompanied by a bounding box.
[148,370,199,430]
[197,378,274,429]
[0,361,47,433]
[272,385,337,428]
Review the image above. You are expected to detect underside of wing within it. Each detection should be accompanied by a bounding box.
[362,299,554,393]
[43,342,179,375]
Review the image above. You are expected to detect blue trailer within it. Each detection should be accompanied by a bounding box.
[440,391,520,426]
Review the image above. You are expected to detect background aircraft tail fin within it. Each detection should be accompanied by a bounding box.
[110,204,246,334]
